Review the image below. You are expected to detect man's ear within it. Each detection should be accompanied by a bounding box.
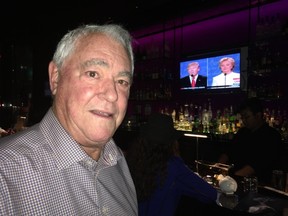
[48,61,59,96]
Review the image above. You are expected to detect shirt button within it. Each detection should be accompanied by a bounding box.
[102,207,109,215]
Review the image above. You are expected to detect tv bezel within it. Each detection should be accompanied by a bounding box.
[179,47,248,94]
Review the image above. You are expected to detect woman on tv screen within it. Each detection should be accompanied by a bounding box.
[211,57,240,88]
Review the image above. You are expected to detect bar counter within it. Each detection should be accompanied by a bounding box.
[113,127,238,168]
[114,127,287,171]
[114,127,288,215]
[175,180,288,216]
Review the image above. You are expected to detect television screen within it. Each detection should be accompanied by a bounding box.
[179,47,247,93]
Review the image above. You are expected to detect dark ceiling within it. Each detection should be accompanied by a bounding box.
[0,0,233,42]
[1,0,280,49]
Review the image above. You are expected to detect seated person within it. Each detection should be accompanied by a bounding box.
[211,57,240,88]
[126,113,217,216]
[180,62,207,89]
[218,97,285,185]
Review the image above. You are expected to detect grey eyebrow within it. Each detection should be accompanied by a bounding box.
[81,59,133,82]
[118,71,133,83]
[81,58,108,70]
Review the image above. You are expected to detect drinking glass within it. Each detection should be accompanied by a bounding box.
[242,176,258,193]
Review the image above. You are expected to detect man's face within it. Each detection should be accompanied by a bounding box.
[240,109,260,131]
[188,65,199,76]
[49,34,132,149]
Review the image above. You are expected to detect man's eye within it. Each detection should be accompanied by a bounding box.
[118,79,130,87]
[87,71,98,78]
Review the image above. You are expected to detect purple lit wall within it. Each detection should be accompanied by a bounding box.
[128,0,288,116]
[133,0,287,59]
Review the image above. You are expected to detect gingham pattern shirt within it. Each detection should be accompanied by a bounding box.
[0,108,138,216]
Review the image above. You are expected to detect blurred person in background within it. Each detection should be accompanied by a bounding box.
[126,113,217,216]
[218,97,285,185]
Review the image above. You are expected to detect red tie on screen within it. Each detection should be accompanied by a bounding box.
[191,78,196,87]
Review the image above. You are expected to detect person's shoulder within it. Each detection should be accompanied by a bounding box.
[232,72,240,77]
[169,156,187,168]
[170,155,185,163]
[234,127,250,137]
[169,156,195,173]
[213,73,223,79]
[0,125,43,160]
[181,75,189,80]
[263,123,282,136]
[237,127,249,133]
[199,75,207,79]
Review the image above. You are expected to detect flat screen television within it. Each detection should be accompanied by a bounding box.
[179,47,248,93]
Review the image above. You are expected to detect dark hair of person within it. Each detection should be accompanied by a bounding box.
[237,97,264,115]
[126,135,176,201]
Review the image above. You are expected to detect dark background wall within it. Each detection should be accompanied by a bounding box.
[1,0,287,128]
[126,0,288,119]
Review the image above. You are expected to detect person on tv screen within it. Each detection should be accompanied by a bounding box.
[180,62,207,89]
[211,57,240,88]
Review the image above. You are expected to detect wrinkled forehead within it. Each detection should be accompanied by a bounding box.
[72,34,130,64]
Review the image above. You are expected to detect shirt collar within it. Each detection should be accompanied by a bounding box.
[190,74,198,81]
[39,108,123,170]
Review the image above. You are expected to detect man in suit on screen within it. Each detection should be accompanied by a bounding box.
[180,62,207,89]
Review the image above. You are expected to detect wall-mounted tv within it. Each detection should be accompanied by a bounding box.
[179,47,248,93]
